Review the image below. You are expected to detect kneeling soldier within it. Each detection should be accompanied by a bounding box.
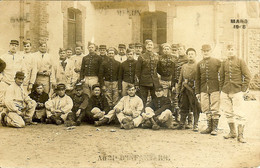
[95,84,143,129]
[1,72,37,128]
[45,83,73,125]
[142,85,174,130]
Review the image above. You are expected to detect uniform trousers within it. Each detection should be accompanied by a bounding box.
[0,82,9,104]
[142,107,173,127]
[104,81,119,108]
[139,85,156,105]
[200,91,220,119]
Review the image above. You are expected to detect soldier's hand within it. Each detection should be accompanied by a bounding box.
[196,94,200,102]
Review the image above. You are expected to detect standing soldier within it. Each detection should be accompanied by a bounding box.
[220,44,251,143]
[0,40,25,103]
[119,49,137,96]
[171,44,188,122]
[99,45,108,62]
[70,42,84,86]
[35,43,55,94]
[134,43,143,61]
[195,44,221,135]
[22,40,37,94]
[114,44,127,63]
[157,43,175,97]
[80,43,102,97]
[171,44,178,61]
[99,47,121,109]
[177,48,201,131]
[135,39,160,105]
[66,48,73,60]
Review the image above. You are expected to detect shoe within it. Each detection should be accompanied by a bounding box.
[152,124,160,130]
[94,118,109,127]
[55,120,63,125]
[201,114,212,134]
[186,123,193,129]
[176,124,185,130]
[141,120,152,129]
[193,124,199,132]
[76,119,81,126]
[224,123,237,139]
[123,120,134,130]
[237,124,246,143]
[1,112,7,127]
[211,119,219,136]
[46,118,52,124]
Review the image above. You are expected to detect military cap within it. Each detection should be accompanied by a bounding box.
[88,42,95,47]
[92,84,101,90]
[155,85,164,92]
[201,44,212,51]
[186,48,196,55]
[144,39,153,46]
[135,43,143,47]
[15,71,25,79]
[118,44,126,49]
[171,44,178,50]
[76,41,83,48]
[23,39,31,46]
[0,58,6,73]
[99,45,107,50]
[75,83,83,90]
[161,43,171,49]
[126,83,135,90]
[128,43,135,49]
[10,40,19,45]
[56,83,66,90]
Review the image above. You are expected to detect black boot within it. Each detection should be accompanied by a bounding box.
[176,113,186,130]
[1,112,7,127]
[224,123,237,139]
[211,119,219,136]
[186,112,193,129]
[237,124,246,143]
[201,114,212,134]
[94,118,109,127]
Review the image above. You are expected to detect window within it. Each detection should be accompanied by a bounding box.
[141,11,167,46]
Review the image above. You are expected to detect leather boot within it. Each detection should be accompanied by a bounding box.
[210,119,219,136]
[94,117,109,127]
[1,112,7,127]
[176,113,187,130]
[224,123,237,139]
[237,124,246,143]
[186,112,193,129]
[150,117,160,130]
[201,114,212,134]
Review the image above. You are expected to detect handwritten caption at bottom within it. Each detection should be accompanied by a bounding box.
[98,154,171,162]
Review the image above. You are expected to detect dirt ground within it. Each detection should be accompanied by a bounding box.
[0,92,260,168]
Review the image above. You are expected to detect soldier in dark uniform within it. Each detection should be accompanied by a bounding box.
[176,48,201,131]
[171,44,178,61]
[142,85,174,130]
[65,83,89,126]
[99,45,108,62]
[114,44,127,63]
[119,49,137,96]
[135,39,160,105]
[134,42,143,60]
[99,47,121,109]
[80,43,102,97]
[195,44,221,136]
[220,44,251,143]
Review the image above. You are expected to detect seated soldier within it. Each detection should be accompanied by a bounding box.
[29,83,49,123]
[1,71,37,128]
[94,84,144,130]
[45,83,73,125]
[85,84,110,124]
[65,83,89,126]
[142,85,174,130]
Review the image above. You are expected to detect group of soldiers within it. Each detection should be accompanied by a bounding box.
[0,38,251,143]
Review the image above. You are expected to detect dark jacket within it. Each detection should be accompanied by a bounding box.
[70,93,89,112]
[80,53,102,80]
[220,56,251,94]
[99,58,121,88]
[147,96,171,116]
[195,57,221,94]
[135,51,160,87]
[119,59,137,84]
[171,55,188,87]
[29,91,49,110]
[157,54,175,81]
[86,94,110,114]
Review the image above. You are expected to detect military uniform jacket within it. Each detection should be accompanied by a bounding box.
[147,96,171,116]
[195,57,221,94]
[157,54,175,81]
[86,94,110,114]
[80,53,102,80]
[220,56,251,94]
[135,51,160,87]
[99,58,121,88]
[171,55,188,87]
[70,93,89,112]
[119,59,137,84]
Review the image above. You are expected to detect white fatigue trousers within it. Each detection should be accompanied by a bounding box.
[104,81,119,107]
[5,101,37,128]
[200,91,220,119]
[220,92,246,125]
[142,107,173,127]
[83,76,99,97]
[159,79,171,97]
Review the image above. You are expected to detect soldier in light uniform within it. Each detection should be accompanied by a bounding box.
[195,44,221,135]
[80,43,102,97]
[99,47,121,109]
[176,48,201,131]
[114,44,127,63]
[220,44,251,143]
[1,71,37,128]
[21,40,37,94]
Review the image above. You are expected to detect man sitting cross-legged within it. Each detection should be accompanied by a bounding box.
[94,84,143,129]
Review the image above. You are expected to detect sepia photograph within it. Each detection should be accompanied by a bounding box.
[0,0,259,168]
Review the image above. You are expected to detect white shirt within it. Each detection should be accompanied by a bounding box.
[21,52,37,86]
[70,54,84,83]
